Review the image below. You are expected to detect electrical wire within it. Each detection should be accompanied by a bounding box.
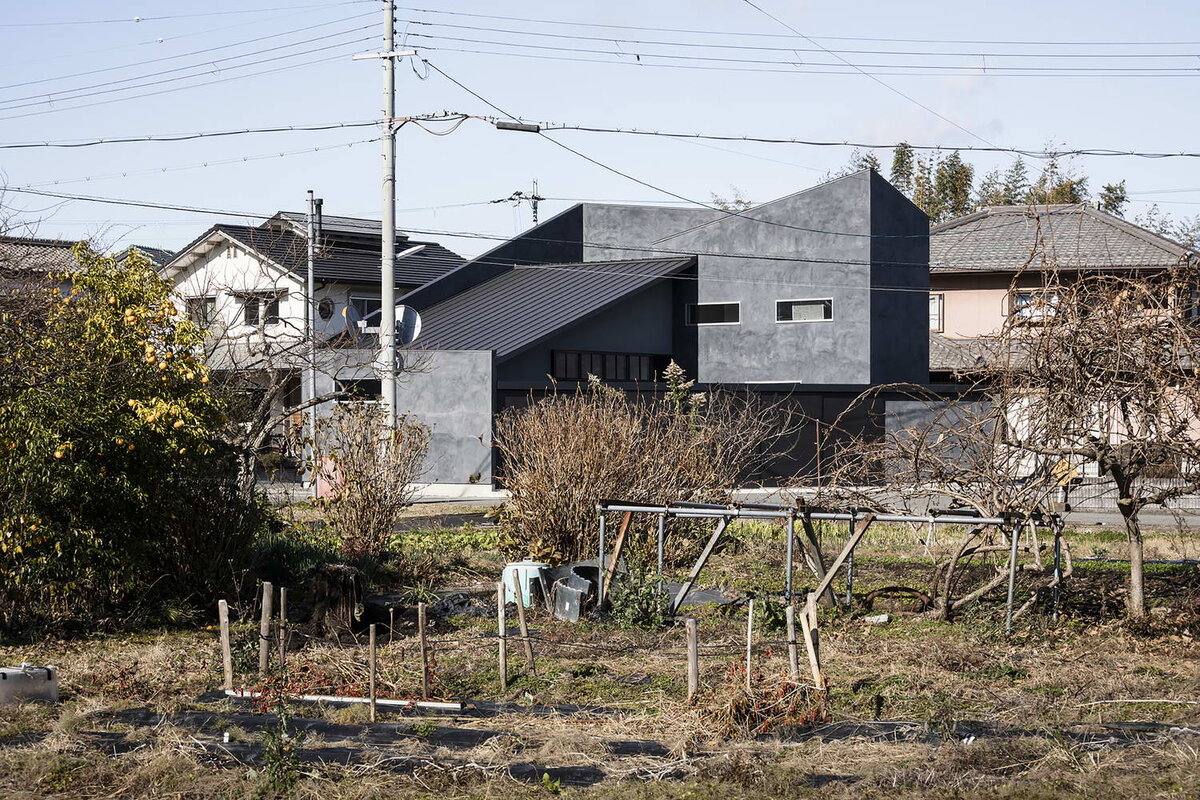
[0,121,384,150]
[0,11,379,93]
[395,6,1200,48]
[0,2,374,27]
[0,28,375,111]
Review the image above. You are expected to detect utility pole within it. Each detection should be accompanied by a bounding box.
[492,180,545,226]
[354,0,413,428]
[305,190,318,493]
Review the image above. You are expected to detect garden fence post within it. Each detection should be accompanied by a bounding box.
[784,604,800,680]
[685,617,699,702]
[745,598,755,691]
[368,623,377,722]
[510,572,536,674]
[278,586,288,671]
[258,581,273,675]
[496,583,508,693]
[218,599,233,691]
[418,602,431,698]
[1005,522,1020,634]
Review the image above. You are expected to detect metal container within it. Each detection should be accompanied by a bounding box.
[0,664,59,704]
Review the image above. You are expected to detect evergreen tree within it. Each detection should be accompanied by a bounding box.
[891,142,915,196]
[1003,158,1030,205]
[974,168,1007,208]
[911,155,939,221]
[1028,155,1089,204]
[932,151,975,221]
[1099,181,1128,217]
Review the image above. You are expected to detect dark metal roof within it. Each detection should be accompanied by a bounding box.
[168,221,463,287]
[121,245,175,268]
[272,210,411,240]
[416,256,696,360]
[931,204,1197,273]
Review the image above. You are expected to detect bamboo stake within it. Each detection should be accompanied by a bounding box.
[685,618,699,702]
[368,623,377,722]
[510,572,536,674]
[277,586,288,670]
[496,583,508,693]
[417,602,431,699]
[388,607,395,644]
[784,604,800,680]
[218,600,233,691]
[744,598,755,691]
[258,581,273,675]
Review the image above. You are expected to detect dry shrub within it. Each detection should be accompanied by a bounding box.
[316,404,430,559]
[699,665,830,740]
[494,367,784,563]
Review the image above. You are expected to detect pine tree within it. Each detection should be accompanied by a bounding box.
[1099,181,1128,217]
[933,151,975,221]
[975,168,1007,208]
[1003,158,1030,205]
[891,142,915,196]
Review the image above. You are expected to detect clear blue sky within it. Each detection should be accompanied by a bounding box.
[2,0,1198,258]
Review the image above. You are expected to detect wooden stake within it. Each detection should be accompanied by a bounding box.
[797,604,823,686]
[277,586,288,670]
[417,602,431,699]
[806,591,820,667]
[601,510,633,607]
[388,606,395,644]
[745,598,755,691]
[218,599,233,691]
[510,572,536,674]
[496,583,508,693]
[784,604,800,680]
[685,617,699,702]
[258,581,273,675]
[368,623,378,722]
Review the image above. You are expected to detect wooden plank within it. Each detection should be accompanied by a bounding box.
[218,600,233,691]
[809,513,875,604]
[685,618,699,702]
[799,515,839,607]
[258,582,273,675]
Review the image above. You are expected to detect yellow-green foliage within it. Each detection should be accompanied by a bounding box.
[0,247,256,629]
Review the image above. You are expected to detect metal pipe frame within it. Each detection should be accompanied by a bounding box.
[598,502,1015,528]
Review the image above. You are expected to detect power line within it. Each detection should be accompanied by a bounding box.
[0,120,383,150]
[409,21,1200,60]
[0,11,378,93]
[0,2,374,27]
[409,32,1200,74]
[395,6,1200,48]
[418,44,1200,80]
[0,28,375,111]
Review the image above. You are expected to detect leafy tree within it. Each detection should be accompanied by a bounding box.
[1003,158,1031,205]
[1135,204,1200,249]
[0,246,260,630]
[1027,156,1089,205]
[933,151,975,222]
[890,143,915,196]
[974,168,1007,208]
[1099,181,1128,217]
[911,154,940,222]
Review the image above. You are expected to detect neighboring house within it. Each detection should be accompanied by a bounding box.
[119,245,176,270]
[322,168,930,496]
[162,211,464,451]
[0,235,79,292]
[928,204,1200,381]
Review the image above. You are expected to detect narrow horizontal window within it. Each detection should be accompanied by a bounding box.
[776,298,833,323]
[687,302,740,325]
[335,378,382,402]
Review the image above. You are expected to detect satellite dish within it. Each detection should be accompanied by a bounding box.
[396,304,422,346]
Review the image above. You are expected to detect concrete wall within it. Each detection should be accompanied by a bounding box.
[582,204,718,261]
[869,170,930,384]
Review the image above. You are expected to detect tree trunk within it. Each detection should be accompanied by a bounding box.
[1117,496,1146,618]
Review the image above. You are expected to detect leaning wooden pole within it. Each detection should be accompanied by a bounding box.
[510,573,536,674]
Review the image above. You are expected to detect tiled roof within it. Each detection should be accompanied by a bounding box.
[417,257,696,359]
[0,236,79,274]
[929,333,998,373]
[930,204,1197,273]
[122,245,176,268]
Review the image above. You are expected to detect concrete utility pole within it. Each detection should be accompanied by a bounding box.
[305,190,317,490]
[354,0,413,428]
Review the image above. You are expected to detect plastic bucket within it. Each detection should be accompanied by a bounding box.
[501,561,550,608]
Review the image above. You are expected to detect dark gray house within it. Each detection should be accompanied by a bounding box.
[384,169,929,496]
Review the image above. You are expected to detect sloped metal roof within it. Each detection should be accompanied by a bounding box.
[931,204,1197,273]
[416,256,695,359]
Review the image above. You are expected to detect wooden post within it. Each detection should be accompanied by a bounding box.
[496,583,508,693]
[417,602,431,698]
[258,581,273,675]
[797,603,823,686]
[601,510,634,608]
[784,604,800,680]
[510,572,536,674]
[744,598,755,691]
[218,599,233,691]
[368,623,378,722]
[277,586,288,670]
[806,591,820,667]
[685,617,699,702]
[388,606,395,644]
[670,517,730,615]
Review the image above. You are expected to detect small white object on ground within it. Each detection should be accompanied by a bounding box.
[862,614,890,625]
[0,664,58,704]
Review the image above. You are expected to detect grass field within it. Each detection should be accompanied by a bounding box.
[0,520,1197,798]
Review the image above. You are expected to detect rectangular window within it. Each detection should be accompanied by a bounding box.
[1012,290,1060,323]
[186,296,216,327]
[776,298,833,323]
[335,378,383,402]
[929,292,944,332]
[243,296,260,326]
[687,302,740,326]
[242,293,282,326]
[551,350,668,383]
[350,296,382,325]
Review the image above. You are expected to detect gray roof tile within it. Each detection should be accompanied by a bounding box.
[930,204,1197,273]
[0,236,78,274]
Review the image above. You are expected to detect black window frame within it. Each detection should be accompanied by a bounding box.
[550,350,670,383]
[334,378,383,402]
[686,301,741,326]
[775,298,833,323]
[186,295,216,327]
